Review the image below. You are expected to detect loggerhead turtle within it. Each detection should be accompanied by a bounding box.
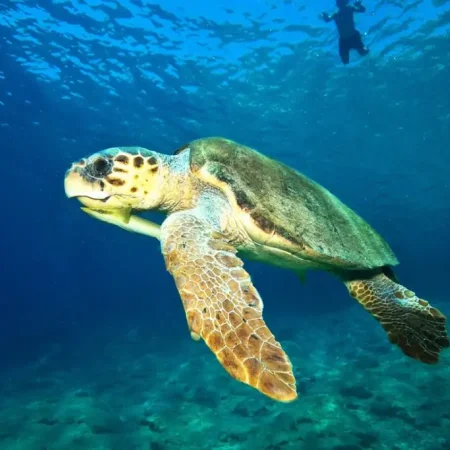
[64,137,449,402]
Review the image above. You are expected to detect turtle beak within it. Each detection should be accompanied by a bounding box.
[64,168,110,203]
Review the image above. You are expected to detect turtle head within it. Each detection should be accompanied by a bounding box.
[65,147,166,212]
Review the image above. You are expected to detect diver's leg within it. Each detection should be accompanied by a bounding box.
[339,39,350,64]
[354,31,369,56]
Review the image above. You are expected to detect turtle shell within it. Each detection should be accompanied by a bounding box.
[187,137,398,270]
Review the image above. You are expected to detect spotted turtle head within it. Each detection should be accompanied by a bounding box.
[65,147,164,211]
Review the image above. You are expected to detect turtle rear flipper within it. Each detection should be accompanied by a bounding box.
[160,210,297,402]
[344,273,449,363]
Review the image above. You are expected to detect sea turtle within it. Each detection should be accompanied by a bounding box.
[64,137,449,402]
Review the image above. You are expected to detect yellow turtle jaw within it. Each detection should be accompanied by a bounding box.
[64,168,131,211]
[65,165,162,239]
[64,168,105,199]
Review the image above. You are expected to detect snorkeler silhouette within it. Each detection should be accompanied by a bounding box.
[321,0,369,65]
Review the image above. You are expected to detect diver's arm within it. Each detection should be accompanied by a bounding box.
[353,1,366,12]
[321,11,336,22]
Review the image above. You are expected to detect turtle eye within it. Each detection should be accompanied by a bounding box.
[92,157,110,177]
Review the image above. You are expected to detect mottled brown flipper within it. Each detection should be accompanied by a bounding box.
[344,273,449,363]
[160,212,297,402]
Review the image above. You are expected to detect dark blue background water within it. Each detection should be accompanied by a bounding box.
[1,1,450,449]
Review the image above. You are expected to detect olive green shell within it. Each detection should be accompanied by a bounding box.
[185,137,398,270]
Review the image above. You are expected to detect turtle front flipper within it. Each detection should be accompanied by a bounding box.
[160,211,297,402]
[344,272,449,363]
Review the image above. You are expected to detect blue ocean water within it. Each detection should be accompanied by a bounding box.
[1,0,450,448]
